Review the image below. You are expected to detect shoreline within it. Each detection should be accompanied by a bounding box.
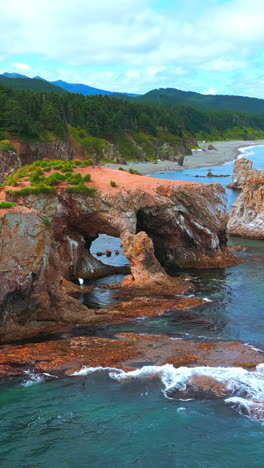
[103,140,264,175]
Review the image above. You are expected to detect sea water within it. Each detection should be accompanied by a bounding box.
[1,146,264,467]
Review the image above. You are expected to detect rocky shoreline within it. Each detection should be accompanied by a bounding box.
[1,156,264,418]
[103,140,264,174]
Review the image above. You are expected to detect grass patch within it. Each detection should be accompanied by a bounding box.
[5,186,57,199]
[110,180,117,187]
[65,183,96,197]
[0,201,16,209]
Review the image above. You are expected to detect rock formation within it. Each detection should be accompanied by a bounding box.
[0,165,238,331]
[227,157,253,190]
[228,158,264,238]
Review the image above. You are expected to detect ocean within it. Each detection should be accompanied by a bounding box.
[1,146,264,468]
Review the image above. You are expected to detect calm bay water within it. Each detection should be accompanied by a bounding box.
[1,146,264,467]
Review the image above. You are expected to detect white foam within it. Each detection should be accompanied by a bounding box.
[78,278,84,285]
[237,145,264,160]
[22,370,45,386]
[71,363,264,421]
[72,366,122,376]
[245,343,263,353]
[226,397,264,421]
[203,297,213,302]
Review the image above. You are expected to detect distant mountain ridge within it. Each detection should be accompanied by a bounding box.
[0,74,67,93]
[133,88,264,115]
[1,73,139,97]
[51,79,113,96]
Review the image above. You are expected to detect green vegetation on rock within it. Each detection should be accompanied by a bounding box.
[4,159,96,199]
[0,140,16,152]
[0,201,16,208]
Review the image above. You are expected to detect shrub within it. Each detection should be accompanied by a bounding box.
[0,201,16,209]
[42,172,66,186]
[128,168,142,175]
[29,168,44,184]
[110,180,117,187]
[83,173,91,182]
[65,172,82,185]
[118,167,126,171]
[0,140,16,152]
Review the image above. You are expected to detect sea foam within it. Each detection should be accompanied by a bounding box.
[72,363,264,421]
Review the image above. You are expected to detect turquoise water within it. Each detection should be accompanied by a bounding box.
[1,146,264,467]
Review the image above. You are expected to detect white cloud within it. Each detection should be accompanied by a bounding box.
[1,0,264,95]
[1,0,264,67]
[201,59,248,72]
[11,62,31,71]
[204,88,217,95]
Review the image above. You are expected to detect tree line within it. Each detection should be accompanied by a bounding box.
[1,84,264,142]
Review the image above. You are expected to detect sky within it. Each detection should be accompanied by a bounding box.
[1,0,264,97]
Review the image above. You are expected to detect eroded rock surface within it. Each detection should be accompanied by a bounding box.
[228,158,253,190]
[0,166,238,331]
[228,158,264,238]
[0,332,262,383]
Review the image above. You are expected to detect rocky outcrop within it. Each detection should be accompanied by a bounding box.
[228,159,264,238]
[121,231,190,294]
[12,139,74,165]
[0,150,21,183]
[0,167,238,330]
[227,158,253,190]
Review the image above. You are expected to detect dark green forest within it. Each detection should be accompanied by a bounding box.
[0,75,67,94]
[1,84,264,156]
[129,88,264,115]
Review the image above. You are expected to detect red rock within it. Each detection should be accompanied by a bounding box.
[0,165,238,334]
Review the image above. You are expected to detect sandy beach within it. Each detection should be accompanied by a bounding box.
[103,140,264,175]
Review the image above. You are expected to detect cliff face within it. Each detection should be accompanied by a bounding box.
[0,167,238,330]
[228,158,264,238]
[0,150,22,183]
[0,132,195,182]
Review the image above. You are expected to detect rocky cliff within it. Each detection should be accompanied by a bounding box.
[0,165,238,332]
[0,132,194,183]
[227,158,254,190]
[228,158,264,238]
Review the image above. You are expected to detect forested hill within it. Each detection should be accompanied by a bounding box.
[1,83,264,163]
[0,75,67,94]
[2,73,264,116]
[133,88,264,115]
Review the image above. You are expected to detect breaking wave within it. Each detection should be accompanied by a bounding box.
[72,363,264,421]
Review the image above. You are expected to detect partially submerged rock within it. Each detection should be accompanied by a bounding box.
[0,333,262,388]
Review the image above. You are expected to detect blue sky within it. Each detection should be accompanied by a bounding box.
[1,0,264,97]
